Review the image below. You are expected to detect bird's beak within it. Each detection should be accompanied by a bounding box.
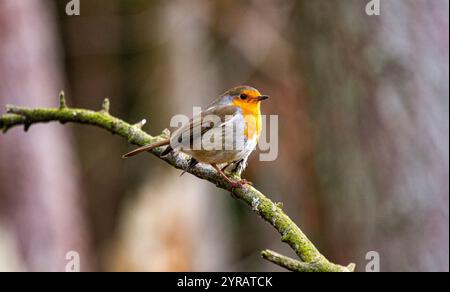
[257,95,269,101]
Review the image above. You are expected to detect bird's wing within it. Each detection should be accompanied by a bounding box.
[170,105,239,150]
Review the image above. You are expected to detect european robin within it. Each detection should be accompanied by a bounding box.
[122,86,269,189]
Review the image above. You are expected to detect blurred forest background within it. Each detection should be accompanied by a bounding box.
[0,0,448,272]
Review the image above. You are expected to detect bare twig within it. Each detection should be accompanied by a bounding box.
[0,95,354,272]
[261,250,354,272]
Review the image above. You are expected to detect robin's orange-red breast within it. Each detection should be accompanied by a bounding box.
[122,86,269,188]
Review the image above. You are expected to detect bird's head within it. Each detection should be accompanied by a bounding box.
[216,86,269,114]
[227,85,269,105]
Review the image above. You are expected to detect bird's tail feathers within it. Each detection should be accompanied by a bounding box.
[122,139,170,158]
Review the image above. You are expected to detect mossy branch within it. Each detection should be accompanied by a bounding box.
[0,94,354,272]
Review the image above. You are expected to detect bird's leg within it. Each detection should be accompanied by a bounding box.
[211,163,240,188]
[211,163,250,190]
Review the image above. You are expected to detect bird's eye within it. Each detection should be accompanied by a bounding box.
[240,94,247,100]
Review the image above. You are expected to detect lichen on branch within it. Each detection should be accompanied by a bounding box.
[0,93,354,272]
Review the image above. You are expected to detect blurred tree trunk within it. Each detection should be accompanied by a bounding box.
[0,0,92,271]
[295,0,449,271]
[53,0,126,267]
[108,0,232,272]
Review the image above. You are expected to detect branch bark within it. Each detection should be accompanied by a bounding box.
[0,94,355,272]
